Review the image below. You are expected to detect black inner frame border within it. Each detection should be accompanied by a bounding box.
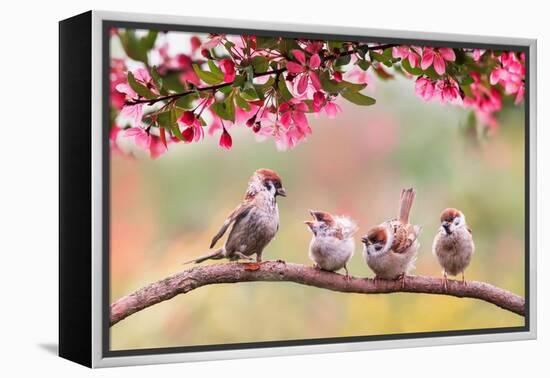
[102,19,530,358]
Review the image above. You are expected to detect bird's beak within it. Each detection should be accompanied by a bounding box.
[442,222,451,235]
[361,236,370,245]
[304,220,314,229]
[277,187,287,197]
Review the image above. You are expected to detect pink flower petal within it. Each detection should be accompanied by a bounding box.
[421,49,434,70]
[309,71,321,91]
[433,55,446,75]
[409,53,419,68]
[292,110,308,129]
[149,136,168,159]
[134,67,152,83]
[115,83,135,97]
[292,49,306,65]
[286,61,304,74]
[280,112,292,127]
[309,54,321,69]
[439,48,456,61]
[296,74,309,94]
[219,127,233,149]
[324,102,341,118]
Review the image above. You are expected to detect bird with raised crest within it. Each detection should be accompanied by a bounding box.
[183,168,286,264]
[305,210,358,277]
[361,188,422,287]
[432,208,475,290]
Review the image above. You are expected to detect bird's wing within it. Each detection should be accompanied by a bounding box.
[391,223,420,253]
[209,202,253,248]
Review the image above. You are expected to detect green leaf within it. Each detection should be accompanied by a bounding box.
[370,51,392,65]
[328,40,344,51]
[251,56,269,73]
[319,71,341,94]
[127,71,156,99]
[277,78,293,101]
[157,110,175,128]
[338,80,367,92]
[242,87,260,101]
[256,36,278,49]
[141,30,158,51]
[211,95,235,122]
[341,90,376,106]
[460,76,474,86]
[118,30,148,63]
[319,71,366,94]
[208,60,224,77]
[232,74,246,88]
[356,59,371,71]
[401,59,423,76]
[150,66,166,94]
[235,93,251,111]
[334,55,351,67]
[175,93,198,109]
[193,64,223,85]
[118,30,158,64]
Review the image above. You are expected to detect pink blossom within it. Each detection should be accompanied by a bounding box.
[124,127,167,159]
[202,34,225,50]
[219,127,233,149]
[324,101,341,118]
[311,91,341,118]
[472,49,486,62]
[489,52,525,102]
[279,99,310,131]
[110,59,127,110]
[190,36,202,54]
[415,77,436,101]
[220,58,236,83]
[109,125,123,154]
[286,49,322,95]
[463,72,502,129]
[436,79,461,103]
[392,45,421,68]
[177,111,204,143]
[303,41,324,54]
[115,68,156,126]
[421,47,456,75]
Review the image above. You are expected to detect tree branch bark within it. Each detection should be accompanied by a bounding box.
[110,261,525,326]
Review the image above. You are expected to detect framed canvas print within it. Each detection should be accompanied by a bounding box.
[59,10,537,368]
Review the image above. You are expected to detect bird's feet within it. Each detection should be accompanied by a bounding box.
[442,272,449,292]
[397,274,407,289]
[343,266,352,281]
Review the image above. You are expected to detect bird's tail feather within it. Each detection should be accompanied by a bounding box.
[182,248,224,265]
[399,188,416,224]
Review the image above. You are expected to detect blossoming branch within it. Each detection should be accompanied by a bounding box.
[109,30,526,158]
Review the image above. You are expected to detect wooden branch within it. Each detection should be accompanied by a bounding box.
[110,261,525,326]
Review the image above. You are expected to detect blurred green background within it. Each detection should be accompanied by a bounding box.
[110,65,525,351]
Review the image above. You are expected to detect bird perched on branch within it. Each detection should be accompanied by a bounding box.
[432,208,475,290]
[305,210,358,277]
[361,188,422,287]
[183,168,286,264]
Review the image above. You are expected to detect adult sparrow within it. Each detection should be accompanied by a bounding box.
[305,210,357,277]
[184,168,286,264]
[432,208,475,290]
[361,188,422,287]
